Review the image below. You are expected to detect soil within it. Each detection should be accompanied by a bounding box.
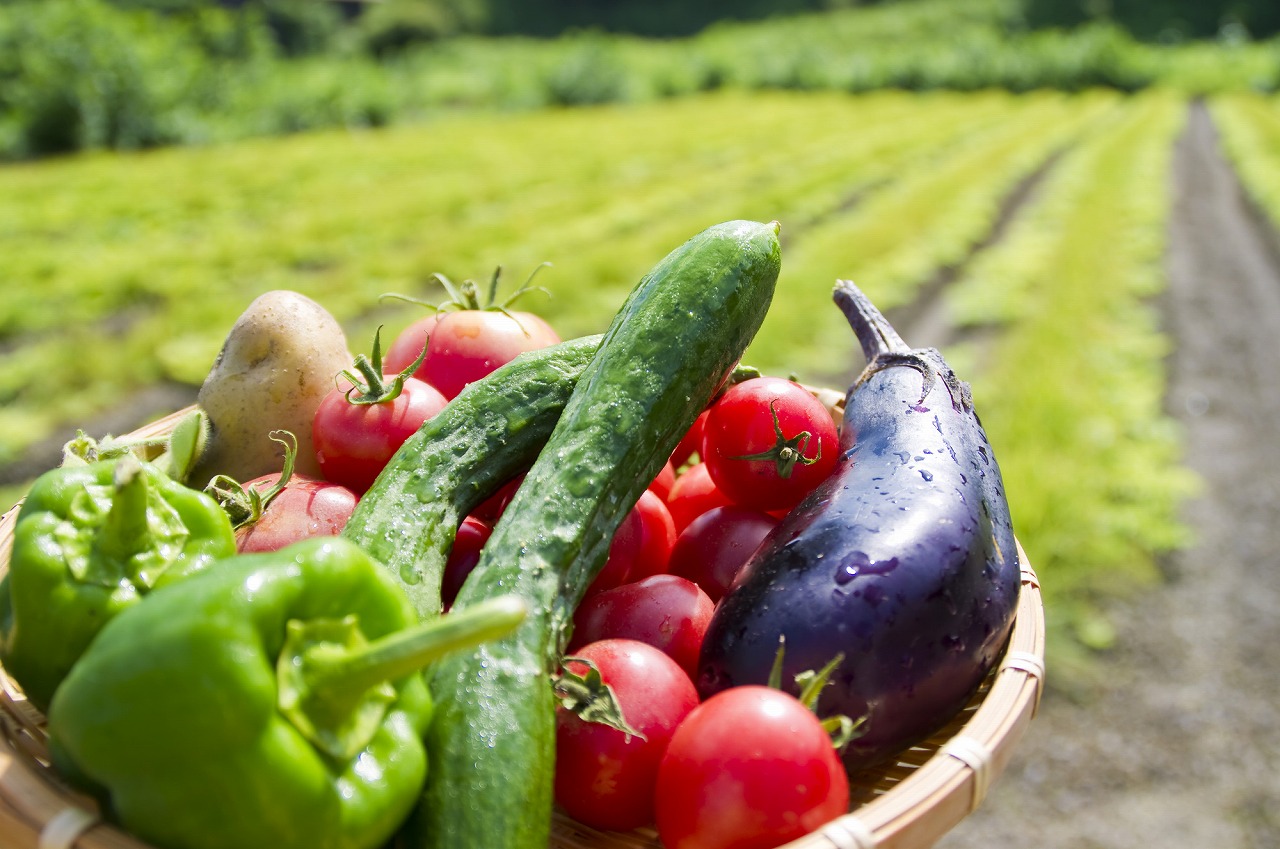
[933,102,1280,849]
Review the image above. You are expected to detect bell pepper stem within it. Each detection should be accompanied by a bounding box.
[305,595,528,699]
[97,455,152,562]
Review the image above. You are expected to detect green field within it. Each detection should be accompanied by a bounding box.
[8,86,1280,653]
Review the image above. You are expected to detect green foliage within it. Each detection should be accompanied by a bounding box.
[179,4,278,62]
[1025,0,1280,40]
[480,0,829,37]
[541,33,631,106]
[358,0,467,56]
[0,0,204,156]
[216,57,401,135]
[3,0,1280,161]
[254,0,344,57]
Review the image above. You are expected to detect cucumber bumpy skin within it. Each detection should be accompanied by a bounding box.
[342,334,601,619]
[407,220,782,849]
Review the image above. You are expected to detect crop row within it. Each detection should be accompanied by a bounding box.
[0,90,1093,472]
[943,90,1200,662]
[1211,92,1280,238]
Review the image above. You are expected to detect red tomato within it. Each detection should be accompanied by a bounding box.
[650,461,677,503]
[589,490,677,596]
[312,376,448,493]
[615,489,678,582]
[666,462,734,533]
[441,516,492,609]
[655,686,849,849]
[671,410,709,470]
[385,309,560,400]
[381,313,444,377]
[667,505,779,602]
[235,475,360,553]
[569,575,715,679]
[472,474,524,523]
[555,640,700,832]
[703,377,839,513]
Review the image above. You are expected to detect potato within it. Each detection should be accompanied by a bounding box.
[190,290,352,486]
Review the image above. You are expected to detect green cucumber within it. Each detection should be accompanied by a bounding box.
[409,220,782,849]
[341,334,601,618]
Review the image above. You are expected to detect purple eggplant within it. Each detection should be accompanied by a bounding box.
[696,279,1020,773]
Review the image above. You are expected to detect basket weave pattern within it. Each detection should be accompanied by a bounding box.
[0,407,1045,849]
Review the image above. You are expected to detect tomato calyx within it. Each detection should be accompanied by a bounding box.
[382,264,552,336]
[768,637,865,751]
[553,656,647,742]
[728,399,824,480]
[204,430,298,529]
[339,327,428,406]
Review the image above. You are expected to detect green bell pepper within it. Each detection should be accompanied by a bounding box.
[1,453,236,710]
[47,536,526,849]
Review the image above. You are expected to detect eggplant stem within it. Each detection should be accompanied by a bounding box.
[834,279,910,360]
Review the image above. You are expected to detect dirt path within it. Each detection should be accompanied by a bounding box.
[935,102,1280,849]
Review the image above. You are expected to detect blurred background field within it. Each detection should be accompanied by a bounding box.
[4,0,1280,667]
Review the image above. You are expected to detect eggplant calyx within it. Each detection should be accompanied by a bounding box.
[768,638,866,751]
[834,279,972,413]
[856,351,972,414]
[823,713,868,751]
[728,399,823,479]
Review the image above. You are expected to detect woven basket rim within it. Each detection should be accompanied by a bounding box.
[0,405,1045,849]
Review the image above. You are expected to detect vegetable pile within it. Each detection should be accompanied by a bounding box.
[0,220,1020,849]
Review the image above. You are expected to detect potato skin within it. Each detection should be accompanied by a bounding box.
[190,290,351,486]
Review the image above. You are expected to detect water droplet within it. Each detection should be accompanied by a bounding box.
[834,551,899,584]
[919,469,934,482]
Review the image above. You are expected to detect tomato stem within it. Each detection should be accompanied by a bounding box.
[728,399,823,479]
[205,431,298,529]
[378,264,553,336]
[340,327,427,406]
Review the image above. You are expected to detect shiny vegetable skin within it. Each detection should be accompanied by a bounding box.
[410,220,781,849]
[341,334,601,619]
[697,279,1020,773]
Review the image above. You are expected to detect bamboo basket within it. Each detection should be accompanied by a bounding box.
[0,406,1045,849]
